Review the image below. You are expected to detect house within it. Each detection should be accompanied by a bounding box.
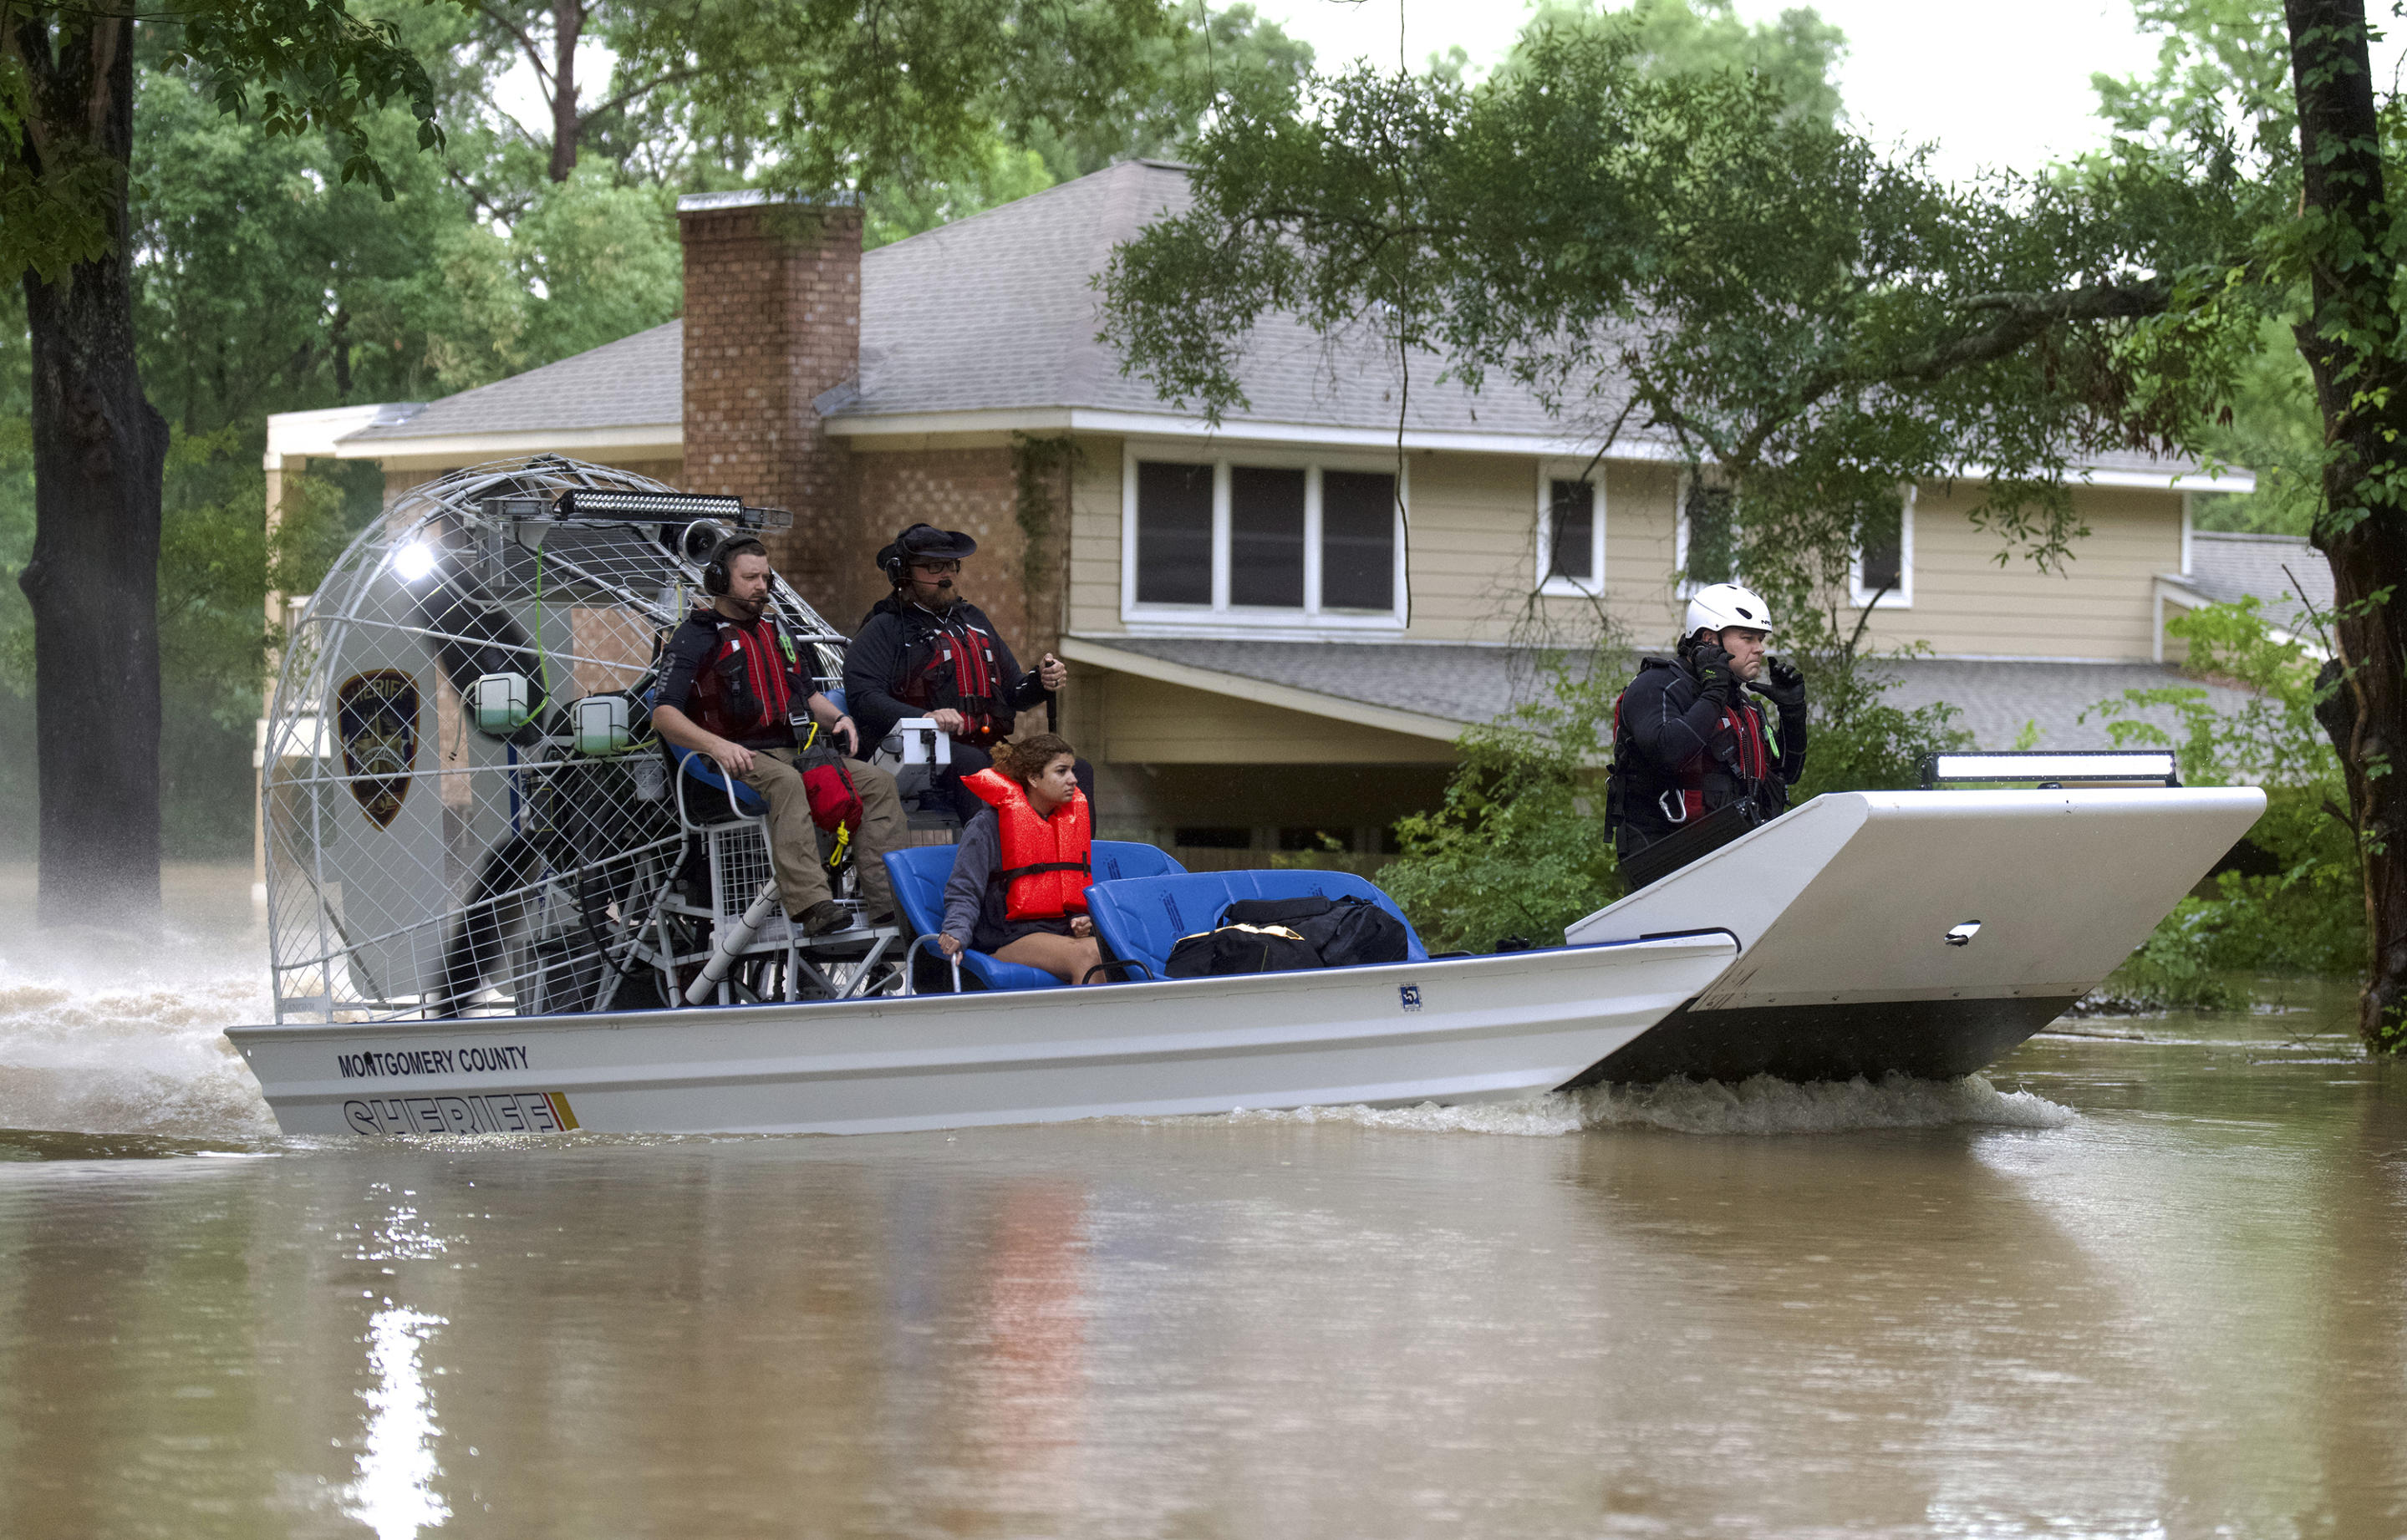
[268,160,2266,857]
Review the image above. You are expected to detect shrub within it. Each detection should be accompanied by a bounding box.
[1381,658,1625,953]
[2085,597,2364,994]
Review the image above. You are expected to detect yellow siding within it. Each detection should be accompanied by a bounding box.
[1848,484,2182,659]
[1062,441,2182,659]
[1094,675,1456,765]
[1066,435,1125,633]
[1397,452,1530,640]
[1602,463,1688,647]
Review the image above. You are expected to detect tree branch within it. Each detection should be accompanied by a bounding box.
[1890,280,2174,381]
[476,2,554,97]
[576,65,695,130]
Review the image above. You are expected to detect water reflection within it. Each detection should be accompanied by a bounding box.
[344,1308,448,1539]
[0,1019,2398,1536]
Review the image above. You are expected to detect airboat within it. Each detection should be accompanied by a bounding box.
[223,457,2265,1137]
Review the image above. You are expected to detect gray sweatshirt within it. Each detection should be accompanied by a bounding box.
[940,810,1010,950]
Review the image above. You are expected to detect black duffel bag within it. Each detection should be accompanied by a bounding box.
[1222,894,1410,968]
[1165,922,1324,978]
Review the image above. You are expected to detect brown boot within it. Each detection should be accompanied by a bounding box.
[797,900,853,937]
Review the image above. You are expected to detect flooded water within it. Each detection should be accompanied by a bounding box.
[1,867,2403,1537]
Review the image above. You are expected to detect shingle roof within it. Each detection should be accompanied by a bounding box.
[1086,638,2256,753]
[346,321,681,442]
[838,160,1569,439]
[338,160,2237,482]
[1093,638,1585,726]
[2179,531,2333,636]
[1866,658,2259,751]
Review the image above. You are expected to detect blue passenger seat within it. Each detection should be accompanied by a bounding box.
[1081,870,1429,981]
[881,840,1188,991]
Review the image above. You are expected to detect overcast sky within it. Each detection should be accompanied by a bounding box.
[1246,0,2170,185]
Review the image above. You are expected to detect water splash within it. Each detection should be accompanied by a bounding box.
[1227,1072,2076,1138]
[0,908,277,1139]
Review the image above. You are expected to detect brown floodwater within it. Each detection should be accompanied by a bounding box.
[0,867,2402,1538]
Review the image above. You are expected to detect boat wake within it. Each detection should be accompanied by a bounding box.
[1227,1072,2076,1138]
[0,937,278,1141]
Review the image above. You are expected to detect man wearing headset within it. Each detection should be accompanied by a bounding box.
[843,522,1091,824]
[652,537,905,937]
[1606,581,1809,877]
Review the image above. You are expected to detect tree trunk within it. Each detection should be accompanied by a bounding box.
[11,14,170,927]
[2286,0,2407,1050]
[547,1,583,182]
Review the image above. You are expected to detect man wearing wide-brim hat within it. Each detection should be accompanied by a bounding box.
[844,523,1092,822]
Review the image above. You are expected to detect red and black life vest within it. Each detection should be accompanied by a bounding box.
[687,610,807,745]
[963,768,1092,921]
[894,607,1012,747]
[1607,660,1776,831]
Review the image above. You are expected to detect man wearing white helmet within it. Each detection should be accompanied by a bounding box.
[1605,581,1808,883]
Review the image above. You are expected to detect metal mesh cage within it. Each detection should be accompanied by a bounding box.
[262,456,850,1023]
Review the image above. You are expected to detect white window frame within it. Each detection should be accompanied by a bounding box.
[1848,485,1916,610]
[1535,461,1606,597]
[1674,471,1739,597]
[1120,440,1409,636]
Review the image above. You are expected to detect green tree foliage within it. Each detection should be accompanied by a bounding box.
[1380,661,1626,952]
[2086,1,2314,537]
[1,24,683,859]
[2086,599,2364,999]
[1098,13,2244,626]
[6,2,453,913]
[4,0,1305,861]
[605,0,1171,203]
[3,1,443,284]
[1504,0,1846,125]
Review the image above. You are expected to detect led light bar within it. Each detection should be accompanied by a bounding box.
[1921,750,2180,788]
[553,489,747,521]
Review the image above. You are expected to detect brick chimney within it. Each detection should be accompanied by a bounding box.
[677,192,860,617]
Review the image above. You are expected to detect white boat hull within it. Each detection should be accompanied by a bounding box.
[227,933,1738,1136]
[1565,788,2268,1082]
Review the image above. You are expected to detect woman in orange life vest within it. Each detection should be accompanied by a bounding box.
[936,734,1106,985]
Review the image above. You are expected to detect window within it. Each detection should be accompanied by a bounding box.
[1849,487,1914,608]
[1229,466,1306,607]
[1537,470,1604,594]
[1125,449,1405,628]
[1681,482,1737,588]
[1321,470,1397,610]
[1135,461,1213,605]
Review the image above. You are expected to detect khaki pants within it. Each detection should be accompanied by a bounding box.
[735,750,904,920]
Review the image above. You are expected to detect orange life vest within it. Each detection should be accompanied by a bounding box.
[963,769,1092,921]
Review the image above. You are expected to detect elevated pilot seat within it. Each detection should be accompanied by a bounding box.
[620,741,898,1004]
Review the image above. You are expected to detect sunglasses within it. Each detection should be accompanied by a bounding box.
[911,560,962,575]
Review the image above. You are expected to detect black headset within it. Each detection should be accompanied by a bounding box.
[702,536,766,597]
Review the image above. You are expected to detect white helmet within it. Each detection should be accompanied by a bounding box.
[1684,582,1775,640]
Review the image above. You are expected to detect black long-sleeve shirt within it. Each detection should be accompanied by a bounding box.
[843,594,1048,745]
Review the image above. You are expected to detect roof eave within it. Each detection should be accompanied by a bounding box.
[330,422,682,470]
[827,405,2256,489]
[1061,636,1469,742]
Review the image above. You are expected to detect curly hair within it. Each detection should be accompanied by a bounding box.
[990,733,1076,789]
